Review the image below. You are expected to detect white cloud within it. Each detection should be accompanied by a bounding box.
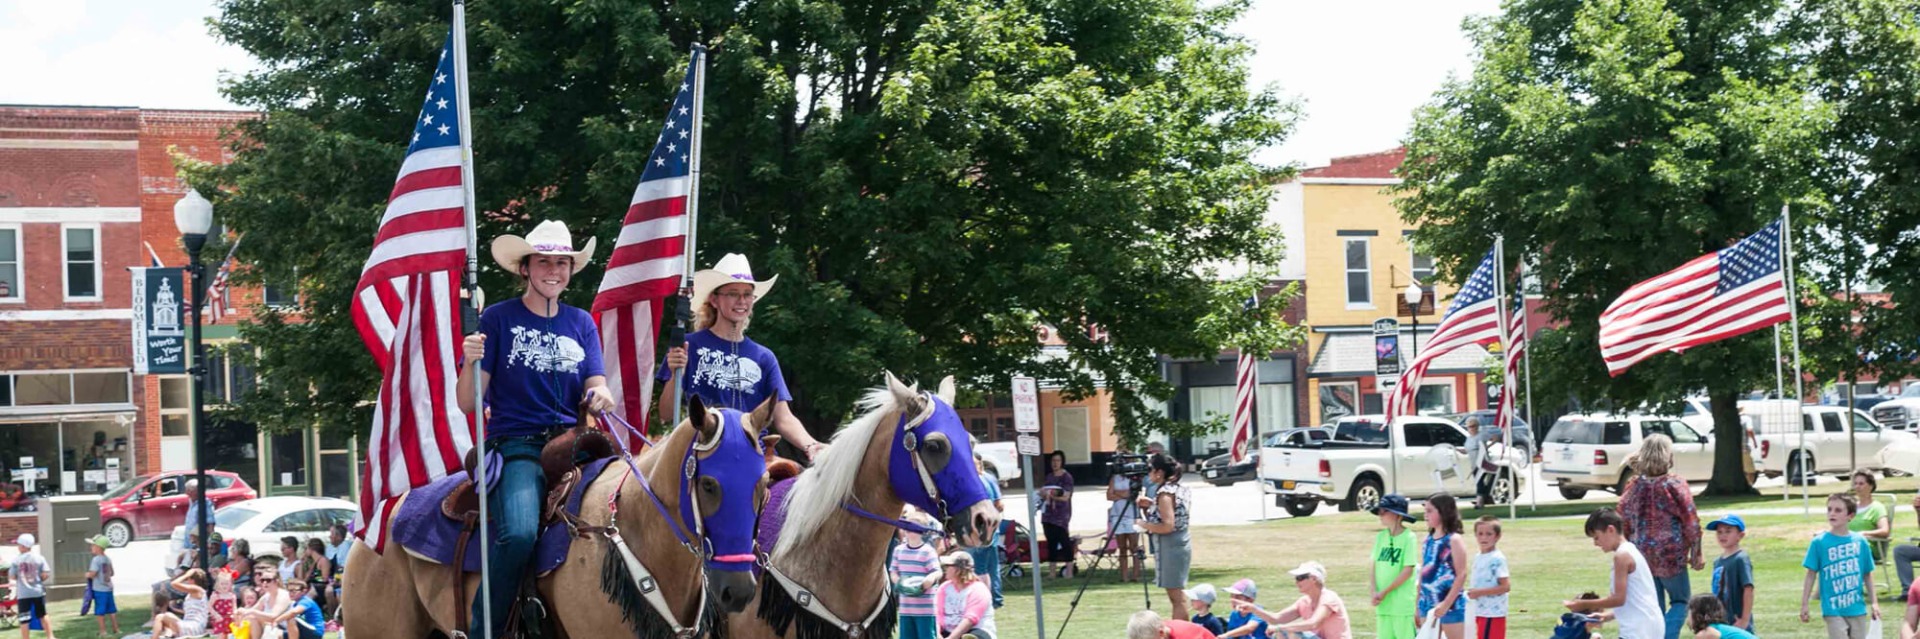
[0,0,256,109]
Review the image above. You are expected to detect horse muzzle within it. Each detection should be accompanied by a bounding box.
[708,568,757,613]
[943,501,1002,549]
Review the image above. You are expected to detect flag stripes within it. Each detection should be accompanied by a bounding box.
[1599,221,1790,376]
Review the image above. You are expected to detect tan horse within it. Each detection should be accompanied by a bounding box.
[344,397,775,639]
[730,374,1002,639]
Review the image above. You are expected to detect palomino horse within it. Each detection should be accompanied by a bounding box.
[732,373,1001,639]
[343,394,776,639]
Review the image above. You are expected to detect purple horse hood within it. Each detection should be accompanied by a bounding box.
[887,395,990,525]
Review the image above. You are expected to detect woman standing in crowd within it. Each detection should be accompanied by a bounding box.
[1108,460,1142,583]
[1137,453,1193,621]
[456,220,614,637]
[1619,435,1704,639]
[658,253,825,458]
[1041,450,1076,578]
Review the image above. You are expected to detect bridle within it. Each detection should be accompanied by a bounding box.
[837,392,951,534]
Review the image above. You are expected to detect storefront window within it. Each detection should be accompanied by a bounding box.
[0,418,133,500]
[0,371,132,410]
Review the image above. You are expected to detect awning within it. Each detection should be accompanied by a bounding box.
[1307,330,1491,377]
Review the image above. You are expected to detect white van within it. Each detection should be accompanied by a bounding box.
[1539,413,1716,499]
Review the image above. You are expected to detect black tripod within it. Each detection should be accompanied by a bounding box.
[1053,476,1152,639]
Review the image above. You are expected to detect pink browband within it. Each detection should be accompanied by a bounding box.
[711,554,756,563]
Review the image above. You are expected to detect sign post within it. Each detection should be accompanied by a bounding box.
[1374,318,1401,493]
[1011,376,1045,639]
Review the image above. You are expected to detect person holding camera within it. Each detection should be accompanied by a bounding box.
[1136,453,1193,620]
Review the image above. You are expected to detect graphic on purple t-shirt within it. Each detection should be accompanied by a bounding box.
[657,330,791,415]
[479,299,605,438]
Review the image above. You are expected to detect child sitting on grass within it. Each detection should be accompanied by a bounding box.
[1183,584,1227,636]
[1686,594,1755,639]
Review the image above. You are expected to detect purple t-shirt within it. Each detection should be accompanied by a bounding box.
[478,299,605,438]
[656,330,792,416]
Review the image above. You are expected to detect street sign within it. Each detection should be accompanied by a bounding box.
[1015,434,1041,456]
[131,268,188,375]
[1373,318,1402,382]
[1012,376,1040,433]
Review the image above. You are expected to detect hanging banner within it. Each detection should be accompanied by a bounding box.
[1373,318,1402,384]
[131,267,189,375]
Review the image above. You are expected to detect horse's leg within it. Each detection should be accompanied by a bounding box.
[409,552,477,635]
[342,521,433,638]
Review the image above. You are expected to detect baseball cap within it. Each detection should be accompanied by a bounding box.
[1287,561,1327,583]
[1225,578,1258,600]
[14,533,34,547]
[939,551,974,569]
[1705,514,1745,532]
[1184,583,1219,606]
[88,534,112,548]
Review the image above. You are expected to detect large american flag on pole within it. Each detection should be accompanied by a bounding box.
[1599,221,1790,376]
[348,33,474,552]
[1496,298,1527,433]
[1227,350,1257,464]
[592,53,701,453]
[1387,249,1501,421]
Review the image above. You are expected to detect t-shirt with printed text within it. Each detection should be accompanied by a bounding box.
[478,299,605,438]
[1801,531,1874,617]
[657,330,792,417]
[1372,528,1417,616]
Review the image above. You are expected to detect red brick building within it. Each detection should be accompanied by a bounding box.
[0,105,310,541]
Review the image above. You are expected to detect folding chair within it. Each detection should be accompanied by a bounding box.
[1873,492,1896,597]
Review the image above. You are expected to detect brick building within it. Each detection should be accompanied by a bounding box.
[0,105,347,542]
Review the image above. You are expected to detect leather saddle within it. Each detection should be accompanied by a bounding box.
[441,424,619,525]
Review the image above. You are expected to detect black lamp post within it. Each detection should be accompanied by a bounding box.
[173,189,214,576]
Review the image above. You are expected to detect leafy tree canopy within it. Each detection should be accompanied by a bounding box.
[191,0,1301,447]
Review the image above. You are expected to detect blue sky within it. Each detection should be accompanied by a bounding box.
[0,0,1501,169]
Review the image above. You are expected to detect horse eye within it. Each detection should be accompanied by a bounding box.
[919,433,952,474]
[698,477,722,518]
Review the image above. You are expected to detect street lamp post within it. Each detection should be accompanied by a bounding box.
[1403,283,1424,360]
[174,189,214,577]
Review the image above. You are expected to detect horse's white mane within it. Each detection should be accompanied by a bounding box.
[770,385,914,561]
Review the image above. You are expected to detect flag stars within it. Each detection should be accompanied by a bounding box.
[655,156,666,167]
[438,124,451,136]
[679,106,689,116]
[423,114,434,125]
[667,143,677,153]
[436,98,449,110]
[678,129,688,139]
[436,73,448,84]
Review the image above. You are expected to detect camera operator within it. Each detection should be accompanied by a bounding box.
[1136,453,1193,619]
[1107,462,1143,583]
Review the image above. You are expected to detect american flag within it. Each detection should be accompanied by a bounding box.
[206,235,243,323]
[592,51,702,452]
[348,33,475,552]
[1496,297,1527,433]
[1227,349,1257,464]
[1599,221,1789,376]
[1387,249,1501,421]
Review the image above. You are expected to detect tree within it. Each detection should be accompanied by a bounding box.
[192,0,1300,446]
[1395,0,1836,495]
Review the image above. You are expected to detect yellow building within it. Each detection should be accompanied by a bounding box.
[1272,149,1490,423]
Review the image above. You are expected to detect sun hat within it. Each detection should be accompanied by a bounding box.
[14,533,34,547]
[88,534,112,548]
[691,253,777,313]
[1287,561,1327,583]
[489,220,597,274]
[1705,514,1746,532]
[938,551,974,569]
[1224,578,1258,600]
[1370,493,1417,522]
[1184,583,1218,606]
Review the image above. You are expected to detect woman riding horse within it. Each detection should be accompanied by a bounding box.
[456,219,613,637]
[660,253,827,460]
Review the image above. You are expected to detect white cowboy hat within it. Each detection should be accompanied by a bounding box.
[490,220,597,274]
[692,253,777,310]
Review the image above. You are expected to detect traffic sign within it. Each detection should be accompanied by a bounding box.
[1016,434,1041,456]
[1012,376,1040,433]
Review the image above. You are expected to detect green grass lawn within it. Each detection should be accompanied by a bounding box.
[998,478,1919,639]
[5,594,341,639]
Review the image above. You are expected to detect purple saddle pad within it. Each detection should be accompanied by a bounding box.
[751,477,799,577]
[390,457,618,576]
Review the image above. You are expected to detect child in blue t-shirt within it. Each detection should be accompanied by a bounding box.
[277,580,328,639]
[1185,584,1228,635]
[1219,579,1270,639]
[1800,494,1880,639]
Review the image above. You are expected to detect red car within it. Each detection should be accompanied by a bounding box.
[98,471,256,547]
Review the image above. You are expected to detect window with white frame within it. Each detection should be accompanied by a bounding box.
[1344,238,1372,307]
[0,225,19,301]
[62,225,101,300]
[1410,247,1435,285]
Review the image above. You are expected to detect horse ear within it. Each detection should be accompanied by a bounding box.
[749,398,775,435]
[936,376,957,405]
[884,371,915,403]
[688,394,718,441]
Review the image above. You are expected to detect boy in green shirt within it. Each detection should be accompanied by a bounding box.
[1371,493,1419,639]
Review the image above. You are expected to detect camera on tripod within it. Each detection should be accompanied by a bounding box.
[1107,453,1151,481]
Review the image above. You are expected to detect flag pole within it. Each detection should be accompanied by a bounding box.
[1782,205,1808,515]
[1773,325,1787,502]
[1515,257,1536,513]
[668,44,708,429]
[450,2,492,635]
[1494,236,1515,520]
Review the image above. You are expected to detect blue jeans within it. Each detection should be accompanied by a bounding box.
[472,436,545,635]
[898,614,937,639]
[1652,572,1691,639]
[968,543,1003,608]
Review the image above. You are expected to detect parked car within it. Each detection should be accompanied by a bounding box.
[1743,400,1915,484]
[1870,385,1920,431]
[1199,428,1330,487]
[973,441,1022,486]
[1257,415,1525,518]
[169,496,358,564]
[1539,413,1719,500]
[98,470,256,547]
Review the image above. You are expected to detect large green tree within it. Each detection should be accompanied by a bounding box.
[191,0,1299,445]
[1395,0,1841,495]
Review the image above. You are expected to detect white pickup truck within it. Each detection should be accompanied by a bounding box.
[1740,400,1916,484]
[1257,415,1524,517]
